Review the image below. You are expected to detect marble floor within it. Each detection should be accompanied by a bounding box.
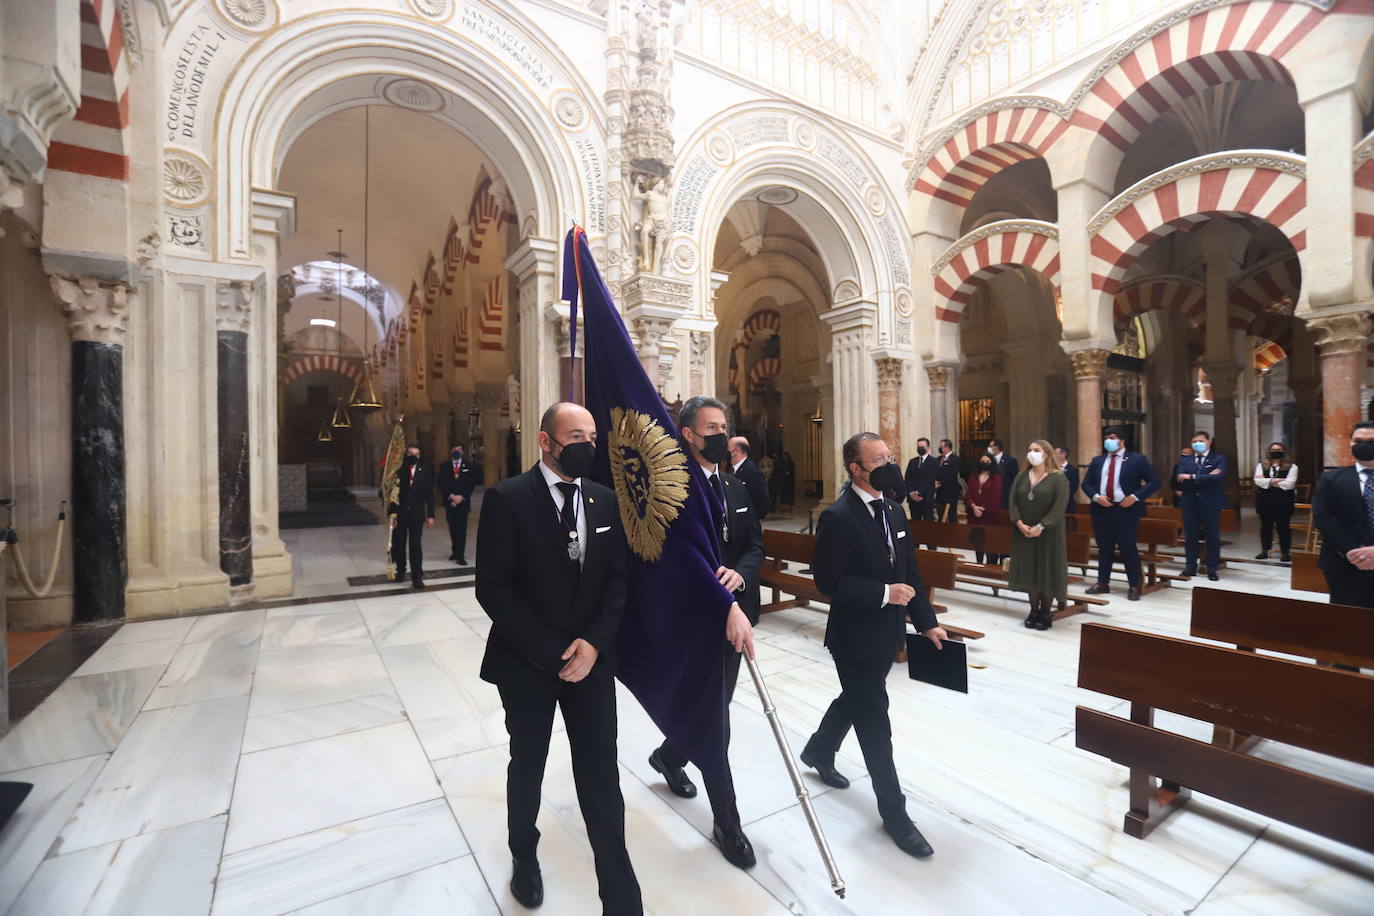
[2,521,1372,914]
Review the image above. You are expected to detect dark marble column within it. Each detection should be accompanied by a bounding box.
[217,281,253,587]
[53,278,130,624]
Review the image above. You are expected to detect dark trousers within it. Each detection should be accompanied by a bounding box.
[1183,508,1222,572]
[445,501,470,560]
[1325,566,1374,609]
[1258,512,1292,555]
[907,498,933,522]
[803,655,908,830]
[390,518,424,579]
[934,498,957,523]
[656,643,743,830]
[1090,505,1142,586]
[498,676,642,915]
[974,551,1002,565]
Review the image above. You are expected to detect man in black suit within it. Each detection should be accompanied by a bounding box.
[800,432,948,859]
[1313,422,1374,609]
[389,444,435,588]
[933,438,961,522]
[987,438,1018,510]
[1056,445,1079,498]
[1082,433,1161,601]
[646,396,762,869]
[728,436,772,519]
[904,437,938,521]
[1175,430,1229,580]
[437,444,477,565]
[475,403,642,914]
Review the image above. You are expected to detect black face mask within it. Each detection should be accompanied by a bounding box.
[451,450,463,462]
[867,462,906,498]
[979,461,993,471]
[916,446,928,456]
[696,432,730,466]
[1268,451,1284,460]
[553,439,596,479]
[1352,441,1374,462]
[404,455,419,467]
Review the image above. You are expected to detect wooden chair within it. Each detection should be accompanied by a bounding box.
[1076,622,1374,852]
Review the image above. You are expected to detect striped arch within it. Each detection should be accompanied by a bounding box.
[1113,276,1206,328]
[733,308,781,348]
[1072,1,1319,158]
[1228,254,1300,330]
[49,0,130,180]
[281,355,364,387]
[478,276,505,352]
[932,222,1061,321]
[1254,340,1287,371]
[910,105,1069,206]
[1088,158,1306,298]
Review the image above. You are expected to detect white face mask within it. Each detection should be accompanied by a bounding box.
[1026,451,1045,467]
[986,446,996,456]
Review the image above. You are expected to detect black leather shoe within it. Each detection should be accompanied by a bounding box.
[1127,586,1141,601]
[1207,571,1220,581]
[712,822,757,869]
[411,577,426,589]
[457,557,468,566]
[1254,551,1269,560]
[1181,567,1196,578]
[799,749,849,789]
[1023,611,1037,628]
[649,749,697,798]
[1280,555,1292,564]
[885,822,935,859]
[1085,582,1110,595]
[1033,612,1052,631]
[511,858,543,908]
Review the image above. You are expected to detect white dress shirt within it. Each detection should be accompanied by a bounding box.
[539,460,587,567]
[1253,462,1298,491]
[855,486,894,607]
[731,458,745,475]
[1103,451,1128,503]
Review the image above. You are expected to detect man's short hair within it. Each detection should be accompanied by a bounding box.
[939,438,953,451]
[540,402,579,437]
[1354,421,1374,433]
[842,432,882,477]
[989,438,1004,450]
[1057,445,1071,457]
[730,436,750,457]
[679,395,727,432]
[917,437,931,446]
[1192,430,1211,440]
[406,443,420,451]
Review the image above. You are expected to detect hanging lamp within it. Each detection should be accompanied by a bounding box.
[350,104,384,412]
[317,417,334,442]
[329,228,353,428]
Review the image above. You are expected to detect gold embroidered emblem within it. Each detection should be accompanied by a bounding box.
[607,406,690,561]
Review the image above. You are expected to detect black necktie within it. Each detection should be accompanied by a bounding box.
[870,501,891,559]
[709,472,724,504]
[555,482,579,533]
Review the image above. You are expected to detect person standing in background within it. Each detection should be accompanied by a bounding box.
[933,439,961,522]
[1312,422,1374,609]
[437,444,476,565]
[1008,441,1070,630]
[1056,445,1079,499]
[1082,433,1160,601]
[904,437,938,521]
[390,444,435,589]
[728,436,772,519]
[965,455,1005,565]
[778,450,796,512]
[1175,431,1228,581]
[987,439,1018,511]
[1253,441,1298,563]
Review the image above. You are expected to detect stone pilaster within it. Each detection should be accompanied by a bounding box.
[216,280,252,589]
[1069,347,1112,480]
[1308,311,1372,467]
[476,382,504,485]
[506,238,558,468]
[926,364,953,444]
[51,276,130,623]
[1201,361,1240,496]
[875,357,904,460]
[689,330,712,397]
[821,301,879,499]
[623,273,689,388]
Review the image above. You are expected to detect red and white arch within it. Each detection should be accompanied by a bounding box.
[48,0,130,181]
[910,105,1069,206]
[478,275,505,352]
[1228,254,1300,330]
[1113,276,1206,328]
[932,222,1061,321]
[733,308,781,348]
[280,354,365,387]
[1089,158,1306,297]
[1254,339,1287,371]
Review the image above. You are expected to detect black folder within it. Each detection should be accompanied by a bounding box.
[905,634,969,693]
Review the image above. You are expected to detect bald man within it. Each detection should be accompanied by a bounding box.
[727,436,771,519]
[476,402,642,914]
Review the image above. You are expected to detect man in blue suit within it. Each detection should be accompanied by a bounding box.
[1175,430,1229,581]
[1082,432,1160,601]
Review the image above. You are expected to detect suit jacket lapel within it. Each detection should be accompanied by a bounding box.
[526,467,577,579]
[846,488,891,564]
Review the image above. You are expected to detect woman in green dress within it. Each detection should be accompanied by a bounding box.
[1008,439,1070,630]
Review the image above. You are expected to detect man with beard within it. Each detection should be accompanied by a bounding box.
[389,444,435,588]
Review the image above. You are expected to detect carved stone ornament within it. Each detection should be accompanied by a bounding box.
[671,240,696,272]
[931,219,1059,277]
[51,276,131,344]
[926,364,953,390]
[793,119,818,151]
[168,214,205,249]
[410,0,451,17]
[1307,313,1373,356]
[833,279,861,302]
[876,357,903,390]
[706,133,733,165]
[690,330,710,368]
[383,78,444,113]
[757,187,798,206]
[216,280,254,333]
[217,0,271,27]
[136,230,161,265]
[1069,348,1112,379]
[896,289,913,317]
[864,185,886,217]
[553,92,586,130]
[633,315,673,357]
[163,154,207,205]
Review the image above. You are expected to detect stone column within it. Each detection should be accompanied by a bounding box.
[926,364,953,444]
[552,312,583,407]
[216,280,252,589]
[51,277,129,623]
[1202,361,1240,493]
[632,314,672,386]
[875,357,903,457]
[689,329,711,397]
[477,383,503,485]
[507,238,558,468]
[1288,321,1321,482]
[1300,87,1361,309]
[1308,311,1372,467]
[821,302,879,499]
[1070,348,1111,478]
[1001,341,1053,453]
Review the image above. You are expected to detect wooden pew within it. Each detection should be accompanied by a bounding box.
[1066,512,1185,593]
[1075,622,1374,852]
[758,529,984,642]
[906,520,1104,620]
[1289,551,1327,594]
[1190,586,1374,750]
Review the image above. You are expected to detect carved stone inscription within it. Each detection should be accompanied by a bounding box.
[166,23,229,143]
[459,4,553,90]
[727,117,788,150]
[572,135,606,232]
[670,153,718,236]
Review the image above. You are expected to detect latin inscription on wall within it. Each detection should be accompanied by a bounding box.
[165,20,232,146]
[458,4,554,91]
[671,153,719,236]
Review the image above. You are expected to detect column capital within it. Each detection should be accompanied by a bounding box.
[819,300,878,333]
[875,356,904,391]
[632,314,674,358]
[1068,347,1112,379]
[689,329,711,367]
[51,276,131,344]
[1307,311,1372,356]
[216,279,253,333]
[1201,361,1240,399]
[926,364,955,390]
[504,236,559,281]
[249,189,296,244]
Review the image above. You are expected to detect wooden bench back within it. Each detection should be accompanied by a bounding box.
[1289,551,1327,594]
[762,529,814,565]
[915,549,957,590]
[1078,623,1374,767]
[909,518,1093,562]
[1068,511,1179,550]
[1189,587,1374,668]
[1146,506,1238,532]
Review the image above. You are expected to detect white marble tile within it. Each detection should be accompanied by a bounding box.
[143,628,259,710]
[71,637,185,677]
[248,649,393,718]
[260,609,369,649]
[54,695,248,854]
[263,599,361,619]
[437,738,786,916]
[224,721,442,855]
[241,693,407,754]
[289,856,499,916]
[0,755,108,912]
[102,616,196,647]
[256,636,377,671]
[213,800,469,916]
[360,600,474,647]
[9,815,225,916]
[183,609,266,645]
[378,637,512,760]
[0,667,163,771]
